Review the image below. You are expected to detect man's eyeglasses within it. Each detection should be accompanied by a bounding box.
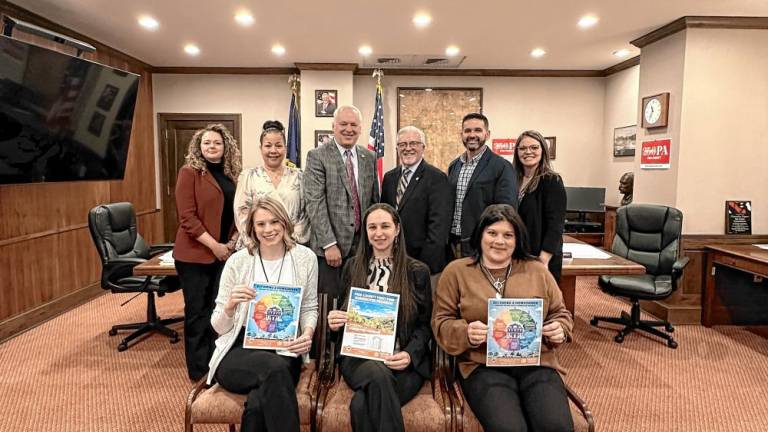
[517,144,541,153]
[396,141,424,149]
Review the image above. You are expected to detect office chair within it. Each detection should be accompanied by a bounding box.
[88,202,183,351]
[590,204,689,348]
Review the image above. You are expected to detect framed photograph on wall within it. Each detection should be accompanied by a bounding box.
[613,125,637,157]
[314,130,333,148]
[544,136,556,160]
[315,90,337,117]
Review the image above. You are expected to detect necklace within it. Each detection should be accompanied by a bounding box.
[479,262,512,298]
[256,247,286,284]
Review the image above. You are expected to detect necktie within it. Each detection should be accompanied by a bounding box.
[345,150,361,232]
[396,168,411,207]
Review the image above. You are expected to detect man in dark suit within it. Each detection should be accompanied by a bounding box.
[304,105,379,300]
[448,113,518,258]
[381,126,452,279]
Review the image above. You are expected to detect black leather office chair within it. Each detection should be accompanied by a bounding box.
[88,202,183,351]
[590,204,689,348]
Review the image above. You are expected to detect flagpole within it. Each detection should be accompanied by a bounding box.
[287,74,301,168]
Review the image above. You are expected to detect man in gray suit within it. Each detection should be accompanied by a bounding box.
[304,105,379,300]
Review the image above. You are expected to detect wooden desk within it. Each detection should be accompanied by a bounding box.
[560,235,645,315]
[703,244,768,327]
[133,255,177,276]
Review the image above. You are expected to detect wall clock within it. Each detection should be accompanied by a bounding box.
[642,92,669,129]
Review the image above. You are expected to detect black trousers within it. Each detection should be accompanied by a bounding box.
[215,329,302,432]
[317,232,360,304]
[460,366,573,432]
[341,356,424,432]
[175,259,224,381]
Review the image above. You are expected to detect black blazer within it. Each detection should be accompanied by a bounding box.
[336,257,433,379]
[381,160,453,274]
[518,173,567,280]
[448,147,518,256]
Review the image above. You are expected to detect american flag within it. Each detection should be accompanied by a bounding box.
[368,82,385,186]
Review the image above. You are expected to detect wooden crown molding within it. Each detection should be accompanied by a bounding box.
[150,66,299,75]
[602,56,640,76]
[355,68,604,77]
[631,16,768,48]
[294,62,358,71]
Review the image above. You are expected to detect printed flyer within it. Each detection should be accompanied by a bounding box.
[486,298,543,367]
[243,283,303,350]
[340,288,400,361]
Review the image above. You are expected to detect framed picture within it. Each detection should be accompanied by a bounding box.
[544,136,556,160]
[314,130,333,148]
[315,90,337,117]
[88,112,106,136]
[613,125,637,157]
[96,84,119,111]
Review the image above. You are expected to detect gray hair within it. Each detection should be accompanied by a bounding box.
[397,126,426,146]
[333,105,362,123]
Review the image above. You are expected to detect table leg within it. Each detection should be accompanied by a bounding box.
[558,276,576,315]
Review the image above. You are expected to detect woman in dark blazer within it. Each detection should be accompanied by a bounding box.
[173,123,242,381]
[327,203,432,432]
[512,130,567,281]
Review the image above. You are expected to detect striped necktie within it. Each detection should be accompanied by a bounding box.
[396,168,411,207]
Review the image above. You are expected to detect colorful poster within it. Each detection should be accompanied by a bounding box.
[243,283,303,350]
[492,138,517,155]
[340,288,400,361]
[640,139,671,169]
[486,298,543,367]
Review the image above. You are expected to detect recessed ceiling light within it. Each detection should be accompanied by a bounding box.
[413,13,432,28]
[613,49,630,57]
[138,15,159,30]
[445,45,460,56]
[425,88,433,92]
[358,45,372,56]
[271,44,286,56]
[235,11,254,26]
[184,44,200,56]
[578,15,599,28]
[530,48,546,58]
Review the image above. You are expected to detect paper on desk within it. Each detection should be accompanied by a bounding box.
[753,244,768,250]
[159,250,175,265]
[563,243,611,259]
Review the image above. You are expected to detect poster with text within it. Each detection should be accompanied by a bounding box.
[486,298,543,367]
[243,283,303,350]
[340,288,400,361]
[725,200,752,235]
[640,139,671,169]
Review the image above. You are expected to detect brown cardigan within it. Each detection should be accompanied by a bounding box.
[173,165,236,264]
[431,257,573,379]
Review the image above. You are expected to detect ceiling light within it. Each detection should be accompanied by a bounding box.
[425,88,433,92]
[358,45,372,56]
[235,11,254,26]
[413,13,432,28]
[613,49,630,57]
[184,44,200,56]
[271,44,285,56]
[445,45,460,56]
[578,15,599,28]
[138,15,159,30]
[530,48,546,58]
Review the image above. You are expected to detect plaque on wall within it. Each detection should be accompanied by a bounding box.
[725,200,752,235]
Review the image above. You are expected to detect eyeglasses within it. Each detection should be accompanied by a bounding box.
[517,144,541,153]
[396,141,424,149]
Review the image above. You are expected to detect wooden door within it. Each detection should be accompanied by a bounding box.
[157,113,242,242]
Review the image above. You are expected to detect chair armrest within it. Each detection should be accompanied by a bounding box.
[185,378,208,432]
[103,258,152,292]
[150,243,174,256]
[564,383,595,432]
[671,256,691,280]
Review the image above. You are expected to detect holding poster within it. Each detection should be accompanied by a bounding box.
[243,283,303,350]
[487,298,543,367]
[341,288,400,361]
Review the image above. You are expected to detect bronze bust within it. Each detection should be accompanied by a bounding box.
[619,172,634,206]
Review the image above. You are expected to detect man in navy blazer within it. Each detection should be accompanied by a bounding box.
[448,113,518,257]
[381,126,452,276]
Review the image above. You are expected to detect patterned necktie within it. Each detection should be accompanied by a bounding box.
[396,168,411,207]
[345,150,361,232]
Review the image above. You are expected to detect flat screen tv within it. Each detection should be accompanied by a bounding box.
[0,35,140,184]
[565,187,606,213]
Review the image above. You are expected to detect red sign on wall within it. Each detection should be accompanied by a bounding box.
[640,139,671,169]
[492,139,516,155]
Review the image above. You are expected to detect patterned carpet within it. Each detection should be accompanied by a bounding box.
[0,278,766,432]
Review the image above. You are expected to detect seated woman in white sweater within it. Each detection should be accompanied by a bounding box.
[208,196,318,432]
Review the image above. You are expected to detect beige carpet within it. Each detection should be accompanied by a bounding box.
[0,278,767,431]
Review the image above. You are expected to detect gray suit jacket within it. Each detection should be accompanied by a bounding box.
[304,140,379,257]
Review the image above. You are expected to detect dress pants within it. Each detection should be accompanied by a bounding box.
[215,329,302,432]
[341,356,424,432]
[175,259,223,381]
[460,366,574,432]
[317,232,361,304]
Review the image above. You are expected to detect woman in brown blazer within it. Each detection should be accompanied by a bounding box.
[173,123,241,381]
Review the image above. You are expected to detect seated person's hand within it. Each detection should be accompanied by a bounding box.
[225,285,255,316]
[467,320,488,347]
[324,245,342,267]
[328,310,348,331]
[542,321,566,345]
[283,329,313,354]
[383,351,411,370]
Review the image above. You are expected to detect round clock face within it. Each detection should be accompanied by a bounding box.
[645,99,662,125]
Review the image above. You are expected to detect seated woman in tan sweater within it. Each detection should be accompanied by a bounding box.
[432,204,574,432]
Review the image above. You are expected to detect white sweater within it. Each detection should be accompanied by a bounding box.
[207,244,319,385]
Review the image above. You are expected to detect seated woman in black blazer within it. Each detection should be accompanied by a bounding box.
[512,130,567,281]
[327,203,433,432]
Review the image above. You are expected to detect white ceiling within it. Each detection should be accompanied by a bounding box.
[9,0,768,69]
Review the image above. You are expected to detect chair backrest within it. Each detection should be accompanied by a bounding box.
[612,204,683,276]
[88,202,150,264]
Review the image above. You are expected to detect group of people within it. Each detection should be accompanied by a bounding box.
[171,105,573,432]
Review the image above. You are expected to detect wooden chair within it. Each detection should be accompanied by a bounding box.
[184,293,329,432]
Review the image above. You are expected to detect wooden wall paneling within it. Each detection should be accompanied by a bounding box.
[136,211,165,246]
[57,227,101,298]
[0,236,59,321]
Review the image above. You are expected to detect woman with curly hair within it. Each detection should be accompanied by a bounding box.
[173,123,242,381]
